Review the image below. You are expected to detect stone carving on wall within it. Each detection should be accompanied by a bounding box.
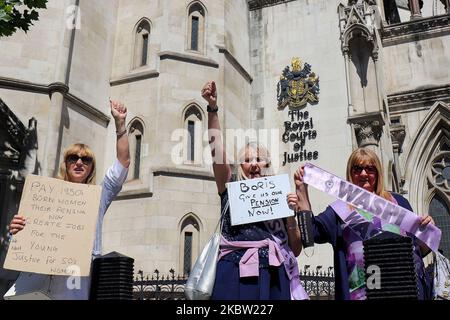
[277,57,320,111]
[429,152,450,195]
[348,112,385,147]
[390,124,406,153]
[354,120,384,147]
[338,0,379,55]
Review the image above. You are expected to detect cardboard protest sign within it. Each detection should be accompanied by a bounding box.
[226,174,294,226]
[3,175,102,276]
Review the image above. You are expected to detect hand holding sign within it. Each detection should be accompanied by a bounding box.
[8,215,26,235]
[303,163,442,252]
[226,174,294,226]
[4,175,101,276]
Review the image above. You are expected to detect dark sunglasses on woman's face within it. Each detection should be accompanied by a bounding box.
[352,165,377,174]
[66,154,93,165]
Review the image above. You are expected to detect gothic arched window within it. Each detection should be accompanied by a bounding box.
[183,105,203,164]
[187,2,206,53]
[429,152,450,257]
[128,120,144,181]
[134,19,151,68]
[179,215,200,276]
[429,195,450,258]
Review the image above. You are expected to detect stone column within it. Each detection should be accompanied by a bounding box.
[409,0,423,20]
[343,50,354,113]
[41,91,67,178]
[390,124,406,192]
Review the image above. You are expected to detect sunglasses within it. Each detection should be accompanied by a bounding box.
[66,154,93,165]
[352,165,377,174]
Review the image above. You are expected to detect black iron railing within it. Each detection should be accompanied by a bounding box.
[300,267,335,300]
[133,269,187,300]
[133,267,335,300]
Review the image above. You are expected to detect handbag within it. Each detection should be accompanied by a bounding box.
[184,200,228,300]
[433,251,450,300]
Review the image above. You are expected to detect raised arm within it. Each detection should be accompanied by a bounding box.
[295,165,312,211]
[202,81,232,194]
[110,100,130,169]
[295,165,336,245]
[286,195,302,257]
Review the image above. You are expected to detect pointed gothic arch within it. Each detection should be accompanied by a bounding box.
[181,102,205,165]
[403,101,450,215]
[338,2,382,121]
[340,3,378,57]
[132,18,152,69]
[127,117,146,181]
[186,1,207,54]
[177,213,203,276]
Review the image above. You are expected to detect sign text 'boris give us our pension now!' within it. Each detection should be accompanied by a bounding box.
[226,174,294,226]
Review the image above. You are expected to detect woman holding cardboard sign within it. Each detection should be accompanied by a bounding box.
[294,148,435,300]
[201,81,307,300]
[6,100,130,300]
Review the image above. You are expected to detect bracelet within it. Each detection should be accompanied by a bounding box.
[207,105,218,113]
[116,129,127,137]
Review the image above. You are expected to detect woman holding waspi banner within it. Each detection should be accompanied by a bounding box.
[6,101,130,300]
[294,148,435,300]
[201,81,307,300]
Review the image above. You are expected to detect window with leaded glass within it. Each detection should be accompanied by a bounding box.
[184,105,203,164]
[134,135,142,180]
[184,232,193,275]
[191,16,199,51]
[188,121,195,162]
[142,34,149,66]
[429,151,450,258]
[134,19,151,69]
[187,3,205,53]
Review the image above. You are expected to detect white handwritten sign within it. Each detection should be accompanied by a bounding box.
[3,175,102,276]
[226,174,294,226]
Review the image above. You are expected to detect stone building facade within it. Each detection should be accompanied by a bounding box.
[0,0,449,292]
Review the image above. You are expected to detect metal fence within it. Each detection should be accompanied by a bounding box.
[133,268,335,300]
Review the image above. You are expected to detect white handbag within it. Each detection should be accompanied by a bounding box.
[184,201,228,300]
[433,251,450,300]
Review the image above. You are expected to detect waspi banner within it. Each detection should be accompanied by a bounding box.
[303,163,441,252]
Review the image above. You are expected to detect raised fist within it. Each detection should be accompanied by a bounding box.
[201,81,217,109]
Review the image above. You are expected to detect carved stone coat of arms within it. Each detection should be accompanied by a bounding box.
[277,57,320,111]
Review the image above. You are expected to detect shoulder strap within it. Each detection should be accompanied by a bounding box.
[214,199,229,234]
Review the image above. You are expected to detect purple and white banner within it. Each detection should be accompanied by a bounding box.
[303,163,442,252]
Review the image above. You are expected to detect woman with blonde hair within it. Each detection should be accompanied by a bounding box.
[7,101,130,300]
[294,147,435,300]
[202,81,307,300]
